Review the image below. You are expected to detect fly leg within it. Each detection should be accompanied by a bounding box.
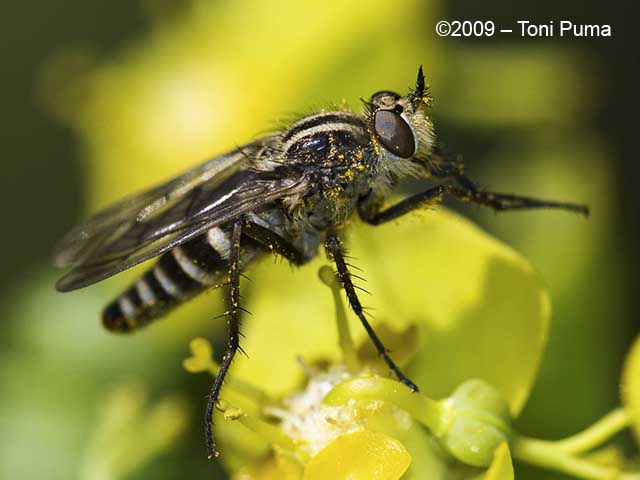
[242,220,309,265]
[324,233,418,392]
[419,151,588,215]
[416,148,480,191]
[205,219,243,458]
[359,184,588,225]
[424,156,480,192]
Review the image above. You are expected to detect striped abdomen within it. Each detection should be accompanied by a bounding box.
[102,226,260,333]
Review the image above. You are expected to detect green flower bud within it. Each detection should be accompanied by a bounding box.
[440,379,513,467]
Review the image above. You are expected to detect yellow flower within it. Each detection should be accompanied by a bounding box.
[182,214,536,480]
[181,213,640,479]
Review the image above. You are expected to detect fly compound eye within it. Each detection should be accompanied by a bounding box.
[373,110,415,158]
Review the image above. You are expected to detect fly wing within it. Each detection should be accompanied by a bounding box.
[53,144,255,268]
[54,140,308,292]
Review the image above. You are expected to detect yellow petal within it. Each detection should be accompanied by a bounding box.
[239,209,549,417]
[482,443,514,480]
[233,453,302,480]
[303,430,411,480]
[621,335,640,444]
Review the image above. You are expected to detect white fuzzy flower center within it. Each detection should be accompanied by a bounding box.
[265,367,369,457]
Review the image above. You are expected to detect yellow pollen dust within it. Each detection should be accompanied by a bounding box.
[341,169,356,182]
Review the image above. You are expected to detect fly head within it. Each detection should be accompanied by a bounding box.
[365,66,436,176]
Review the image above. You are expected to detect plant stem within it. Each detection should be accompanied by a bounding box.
[323,377,450,436]
[552,408,633,454]
[233,409,302,459]
[511,408,634,479]
[512,436,617,480]
[205,365,273,406]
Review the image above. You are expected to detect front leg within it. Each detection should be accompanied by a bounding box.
[359,184,589,226]
[324,233,418,392]
[421,149,479,192]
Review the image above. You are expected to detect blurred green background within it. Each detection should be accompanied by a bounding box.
[1,0,637,478]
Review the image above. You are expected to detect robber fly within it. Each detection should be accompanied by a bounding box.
[54,67,588,457]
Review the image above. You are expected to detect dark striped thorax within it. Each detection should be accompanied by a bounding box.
[270,99,435,230]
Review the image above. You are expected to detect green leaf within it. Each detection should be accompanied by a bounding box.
[233,209,549,417]
[622,335,640,445]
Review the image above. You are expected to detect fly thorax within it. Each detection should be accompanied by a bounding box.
[281,111,376,229]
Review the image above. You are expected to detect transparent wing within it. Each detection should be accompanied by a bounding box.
[54,140,308,291]
[53,144,256,268]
